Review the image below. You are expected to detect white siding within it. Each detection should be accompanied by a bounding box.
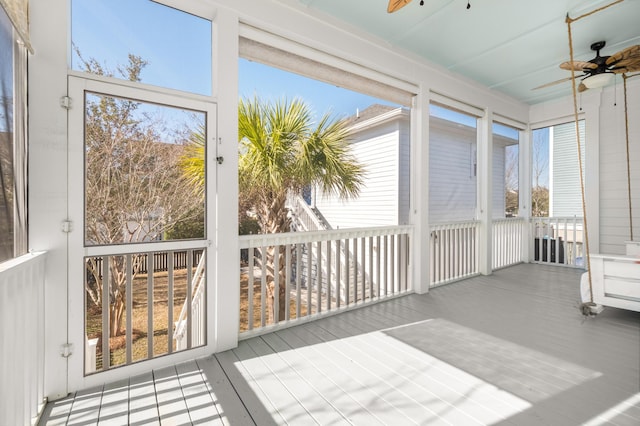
[599,82,640,254]
[551,120,585,217]
[492,134,519,218]
[398,122,411,225]
[493,142,506,218]
[429,118,477,222]
[315,122,401,228]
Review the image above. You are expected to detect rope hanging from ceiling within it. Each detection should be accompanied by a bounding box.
[623,72,639,241]
[564,0,628,306]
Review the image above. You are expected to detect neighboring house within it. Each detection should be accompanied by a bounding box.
[312,104,411,229]
[549,120,585,217]
[311,104,519,228]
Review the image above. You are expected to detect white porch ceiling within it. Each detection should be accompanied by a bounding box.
[277,0,640,105]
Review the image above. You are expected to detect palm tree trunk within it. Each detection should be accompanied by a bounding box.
[259,191,291,323]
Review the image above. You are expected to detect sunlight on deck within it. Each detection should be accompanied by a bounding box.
[230,319,601,424]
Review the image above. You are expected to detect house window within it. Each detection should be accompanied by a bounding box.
[0,6,27,263]
[71,0,212,96]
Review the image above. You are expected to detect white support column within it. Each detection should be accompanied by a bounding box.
[213,8,240,352]
[477,109,493,275]
[520,125,532,263]
[29,0,70,400]
[411,92,430,294]
[583,91,601,254]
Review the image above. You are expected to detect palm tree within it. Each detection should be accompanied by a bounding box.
[182,96,365,322]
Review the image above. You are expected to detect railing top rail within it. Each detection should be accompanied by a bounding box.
[492,217,526,223]
[289,193,327,231]
[83,240,208,257]
[429,220,480,229]
[530,216,584,221]
[0,250,46,274]
[239,225,413,248]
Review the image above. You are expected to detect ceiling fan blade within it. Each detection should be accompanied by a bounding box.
[532,75,584,90]
[578,82,588,93]
[611,56,640,73]
[606,45,640,66]
[559,60,597,71]
[387,0,412,13]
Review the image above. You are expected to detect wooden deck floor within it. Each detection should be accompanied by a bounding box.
[40,264,640,425]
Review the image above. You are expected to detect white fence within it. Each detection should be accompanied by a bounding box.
[530,216,584,267]
[239,226,412,335]
[430,221,479,287]
[492,218,527,270]
[0,252,47,426]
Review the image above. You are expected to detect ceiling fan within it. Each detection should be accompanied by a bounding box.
[387,0,413,13]
[534,41,640,92]
[387,0,470,13]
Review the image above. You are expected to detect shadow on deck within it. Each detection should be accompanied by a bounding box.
[40,264,640,425]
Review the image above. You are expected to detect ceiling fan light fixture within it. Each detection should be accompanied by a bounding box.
[582,72,614,89]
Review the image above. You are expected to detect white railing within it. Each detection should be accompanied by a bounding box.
[492,217,527,270]
[239,226,412,335]
[430,221,479,287]
[84,248,205,374]
[287,194,328,232]
[175,254,206,351]
[530,216,584,268]
[0,252,47,426]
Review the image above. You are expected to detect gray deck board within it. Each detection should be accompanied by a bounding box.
[195,355,255,425]
[153,366,192,424]
[39,264,640,425]
[175,360,223,425]
[128,371,159,425]
[97,379,129,425]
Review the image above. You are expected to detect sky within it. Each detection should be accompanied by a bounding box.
[71,0,543,180]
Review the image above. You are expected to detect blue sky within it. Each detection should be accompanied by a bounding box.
[71,0,543,181]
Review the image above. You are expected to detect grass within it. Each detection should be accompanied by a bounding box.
[239,272,311,332]
[86,269,189,370]
[86,267,315,371]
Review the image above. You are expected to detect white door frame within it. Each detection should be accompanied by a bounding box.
[67,74,218,390]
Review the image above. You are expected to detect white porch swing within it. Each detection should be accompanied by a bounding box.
[565,1,640,314]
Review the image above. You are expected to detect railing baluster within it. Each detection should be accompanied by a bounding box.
[167,251,174,354]
[326,240,332,312]
[344,238,350,306]
[285,245,291,321]
[368,236,374,300]
[335,240,341,309]
[102,255,110,371]
[306,242,312,316]
[360,237,366,301]
[260,246,267,327]
[274,246,280,324]
[316,240,322,314]
[296,243,301,319]
[184,251,190,350]
[353,238,358,303]
[376,236,381,297]
[383,235,388,296]
[125,254,133,364]
[248,249,254,331]
[390,234,395,295]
